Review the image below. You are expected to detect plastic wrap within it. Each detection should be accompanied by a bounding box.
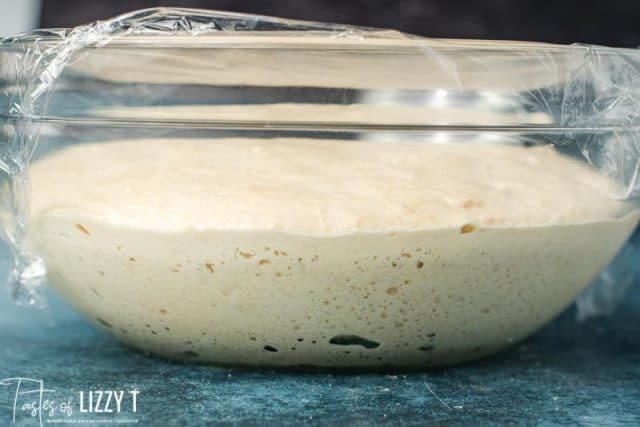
[0,8,639,347]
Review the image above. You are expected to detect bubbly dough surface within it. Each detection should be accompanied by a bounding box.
[26,138,640,367]
[30,138,626,235]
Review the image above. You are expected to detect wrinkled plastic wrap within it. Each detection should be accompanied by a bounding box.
[1,7,639,318]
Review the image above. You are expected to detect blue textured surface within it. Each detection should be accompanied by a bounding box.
[1,244,639,426]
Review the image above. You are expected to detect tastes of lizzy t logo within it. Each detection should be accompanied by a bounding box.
[1,377,139,426]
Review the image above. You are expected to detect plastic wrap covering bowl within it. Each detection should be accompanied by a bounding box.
[1,8,640,368]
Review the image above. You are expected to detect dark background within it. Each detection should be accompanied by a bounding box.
[40,0,640,48]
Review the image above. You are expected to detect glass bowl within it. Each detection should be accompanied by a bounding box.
[1,9,639,368]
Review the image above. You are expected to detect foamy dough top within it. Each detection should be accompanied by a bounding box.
[29,138,626,235]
